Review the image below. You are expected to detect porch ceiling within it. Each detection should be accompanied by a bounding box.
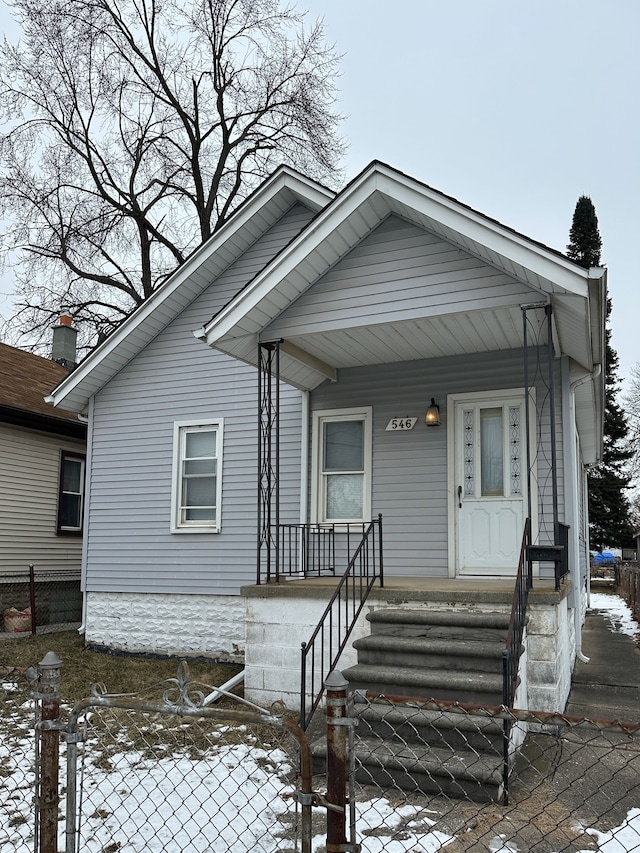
[208,304,548,391]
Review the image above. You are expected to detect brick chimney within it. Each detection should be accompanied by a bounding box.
[51,309,78,370]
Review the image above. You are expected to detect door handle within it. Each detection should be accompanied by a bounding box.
[457,485,462,509]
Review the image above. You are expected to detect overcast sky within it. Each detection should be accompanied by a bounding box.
[1,0,638,385]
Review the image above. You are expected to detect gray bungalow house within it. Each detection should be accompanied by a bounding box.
[48,162,604,721]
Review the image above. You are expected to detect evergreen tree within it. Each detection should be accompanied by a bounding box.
[567,196,603,269]
[567,196,634,550]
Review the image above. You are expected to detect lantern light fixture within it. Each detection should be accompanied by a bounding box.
[425,398,440,426]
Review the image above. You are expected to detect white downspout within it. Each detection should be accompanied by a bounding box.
[203,670,245,705]
[569,364,602,664]
[77,395,95,635]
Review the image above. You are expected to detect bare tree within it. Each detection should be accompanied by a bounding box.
[0,0,344,352]
[624,365,640,482]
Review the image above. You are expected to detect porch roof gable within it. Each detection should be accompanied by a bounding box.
[199,161,605,392]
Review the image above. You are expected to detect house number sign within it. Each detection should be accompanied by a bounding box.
[385,417,418,431]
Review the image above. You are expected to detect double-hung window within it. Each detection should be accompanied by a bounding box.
[57,451,85,534]
[312,408,372,523]
[172,420,223,533]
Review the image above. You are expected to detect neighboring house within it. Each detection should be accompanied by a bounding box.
[0,325,87,622]
[48,162,605,717]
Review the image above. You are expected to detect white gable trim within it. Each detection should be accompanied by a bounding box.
[47,167,335,413]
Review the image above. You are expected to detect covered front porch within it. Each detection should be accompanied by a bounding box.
[196,161,602,719]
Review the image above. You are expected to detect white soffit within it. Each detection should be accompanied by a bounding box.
[46,168,335,413]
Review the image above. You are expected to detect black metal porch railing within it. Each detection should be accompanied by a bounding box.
[501,517,531,805]
[276,522,380,580]
[502,518,532,710]
[300,515,383,730]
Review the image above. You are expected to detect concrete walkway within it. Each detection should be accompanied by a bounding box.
[565,591,640,722]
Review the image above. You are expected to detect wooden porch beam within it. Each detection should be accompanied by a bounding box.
[279,339,337,382]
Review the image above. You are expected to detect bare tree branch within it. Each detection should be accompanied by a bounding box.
[0,0,344,355]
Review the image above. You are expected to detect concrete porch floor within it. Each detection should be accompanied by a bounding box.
[241,575,568,607]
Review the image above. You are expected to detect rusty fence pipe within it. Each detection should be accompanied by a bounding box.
[325,670,349,853]
[29,564,37,635]
[38,652,62,853]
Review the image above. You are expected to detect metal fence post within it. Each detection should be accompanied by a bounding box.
[325,670,349,853]
[38,652,62,853]
[29,564,37,635]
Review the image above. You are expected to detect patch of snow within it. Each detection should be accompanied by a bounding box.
[589,593,640,638]
[488,836,519,852]
[582,808,640,853]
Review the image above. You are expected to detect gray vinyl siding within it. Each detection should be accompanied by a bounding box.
[85,204,314,596]
[266,215,534,337]
[0,423,85,573]
[310,349,564,577]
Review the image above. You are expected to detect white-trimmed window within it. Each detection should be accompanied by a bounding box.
[171,420,223,533]
[57,451,85,534]
[312,408,372,523]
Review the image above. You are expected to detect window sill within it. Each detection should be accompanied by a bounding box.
[170,526,220,534]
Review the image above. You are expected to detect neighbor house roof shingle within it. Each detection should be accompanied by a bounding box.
[0,341,83,427]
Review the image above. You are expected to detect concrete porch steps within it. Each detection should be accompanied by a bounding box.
[342,607,510,802]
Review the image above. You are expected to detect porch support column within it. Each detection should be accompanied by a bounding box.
[522,307,534,589]
[546,304,560,536]
[257,340,281,584]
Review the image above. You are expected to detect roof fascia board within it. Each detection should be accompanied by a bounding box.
[0,404,87,439]
[48,167,334,411]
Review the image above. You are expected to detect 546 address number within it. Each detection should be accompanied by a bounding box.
[385,417,417,431]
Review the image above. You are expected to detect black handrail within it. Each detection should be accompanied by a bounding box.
[501,518,531,805]
[554,522,570,590]
[300,515,383,729]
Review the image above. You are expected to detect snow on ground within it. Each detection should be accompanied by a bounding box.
[589,592,640,639]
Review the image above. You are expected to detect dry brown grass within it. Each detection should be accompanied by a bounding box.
[0,630,242,707]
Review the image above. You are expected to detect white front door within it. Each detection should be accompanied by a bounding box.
[454,393,528,576]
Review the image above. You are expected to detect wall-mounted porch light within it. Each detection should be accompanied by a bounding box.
[425,398,440,426]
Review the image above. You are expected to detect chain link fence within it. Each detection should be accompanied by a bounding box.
[68,698,308,852]
[0,664,38,852]
[0,566,81,638]
[348,692,640,853]
[5,652,640,852]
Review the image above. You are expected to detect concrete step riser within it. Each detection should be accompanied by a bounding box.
[367,609,511,631]
[355,647,501,673]
[355,764,502,803]
[370,624,508,643]
[347,677,503,707]
[356,717,503,754]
